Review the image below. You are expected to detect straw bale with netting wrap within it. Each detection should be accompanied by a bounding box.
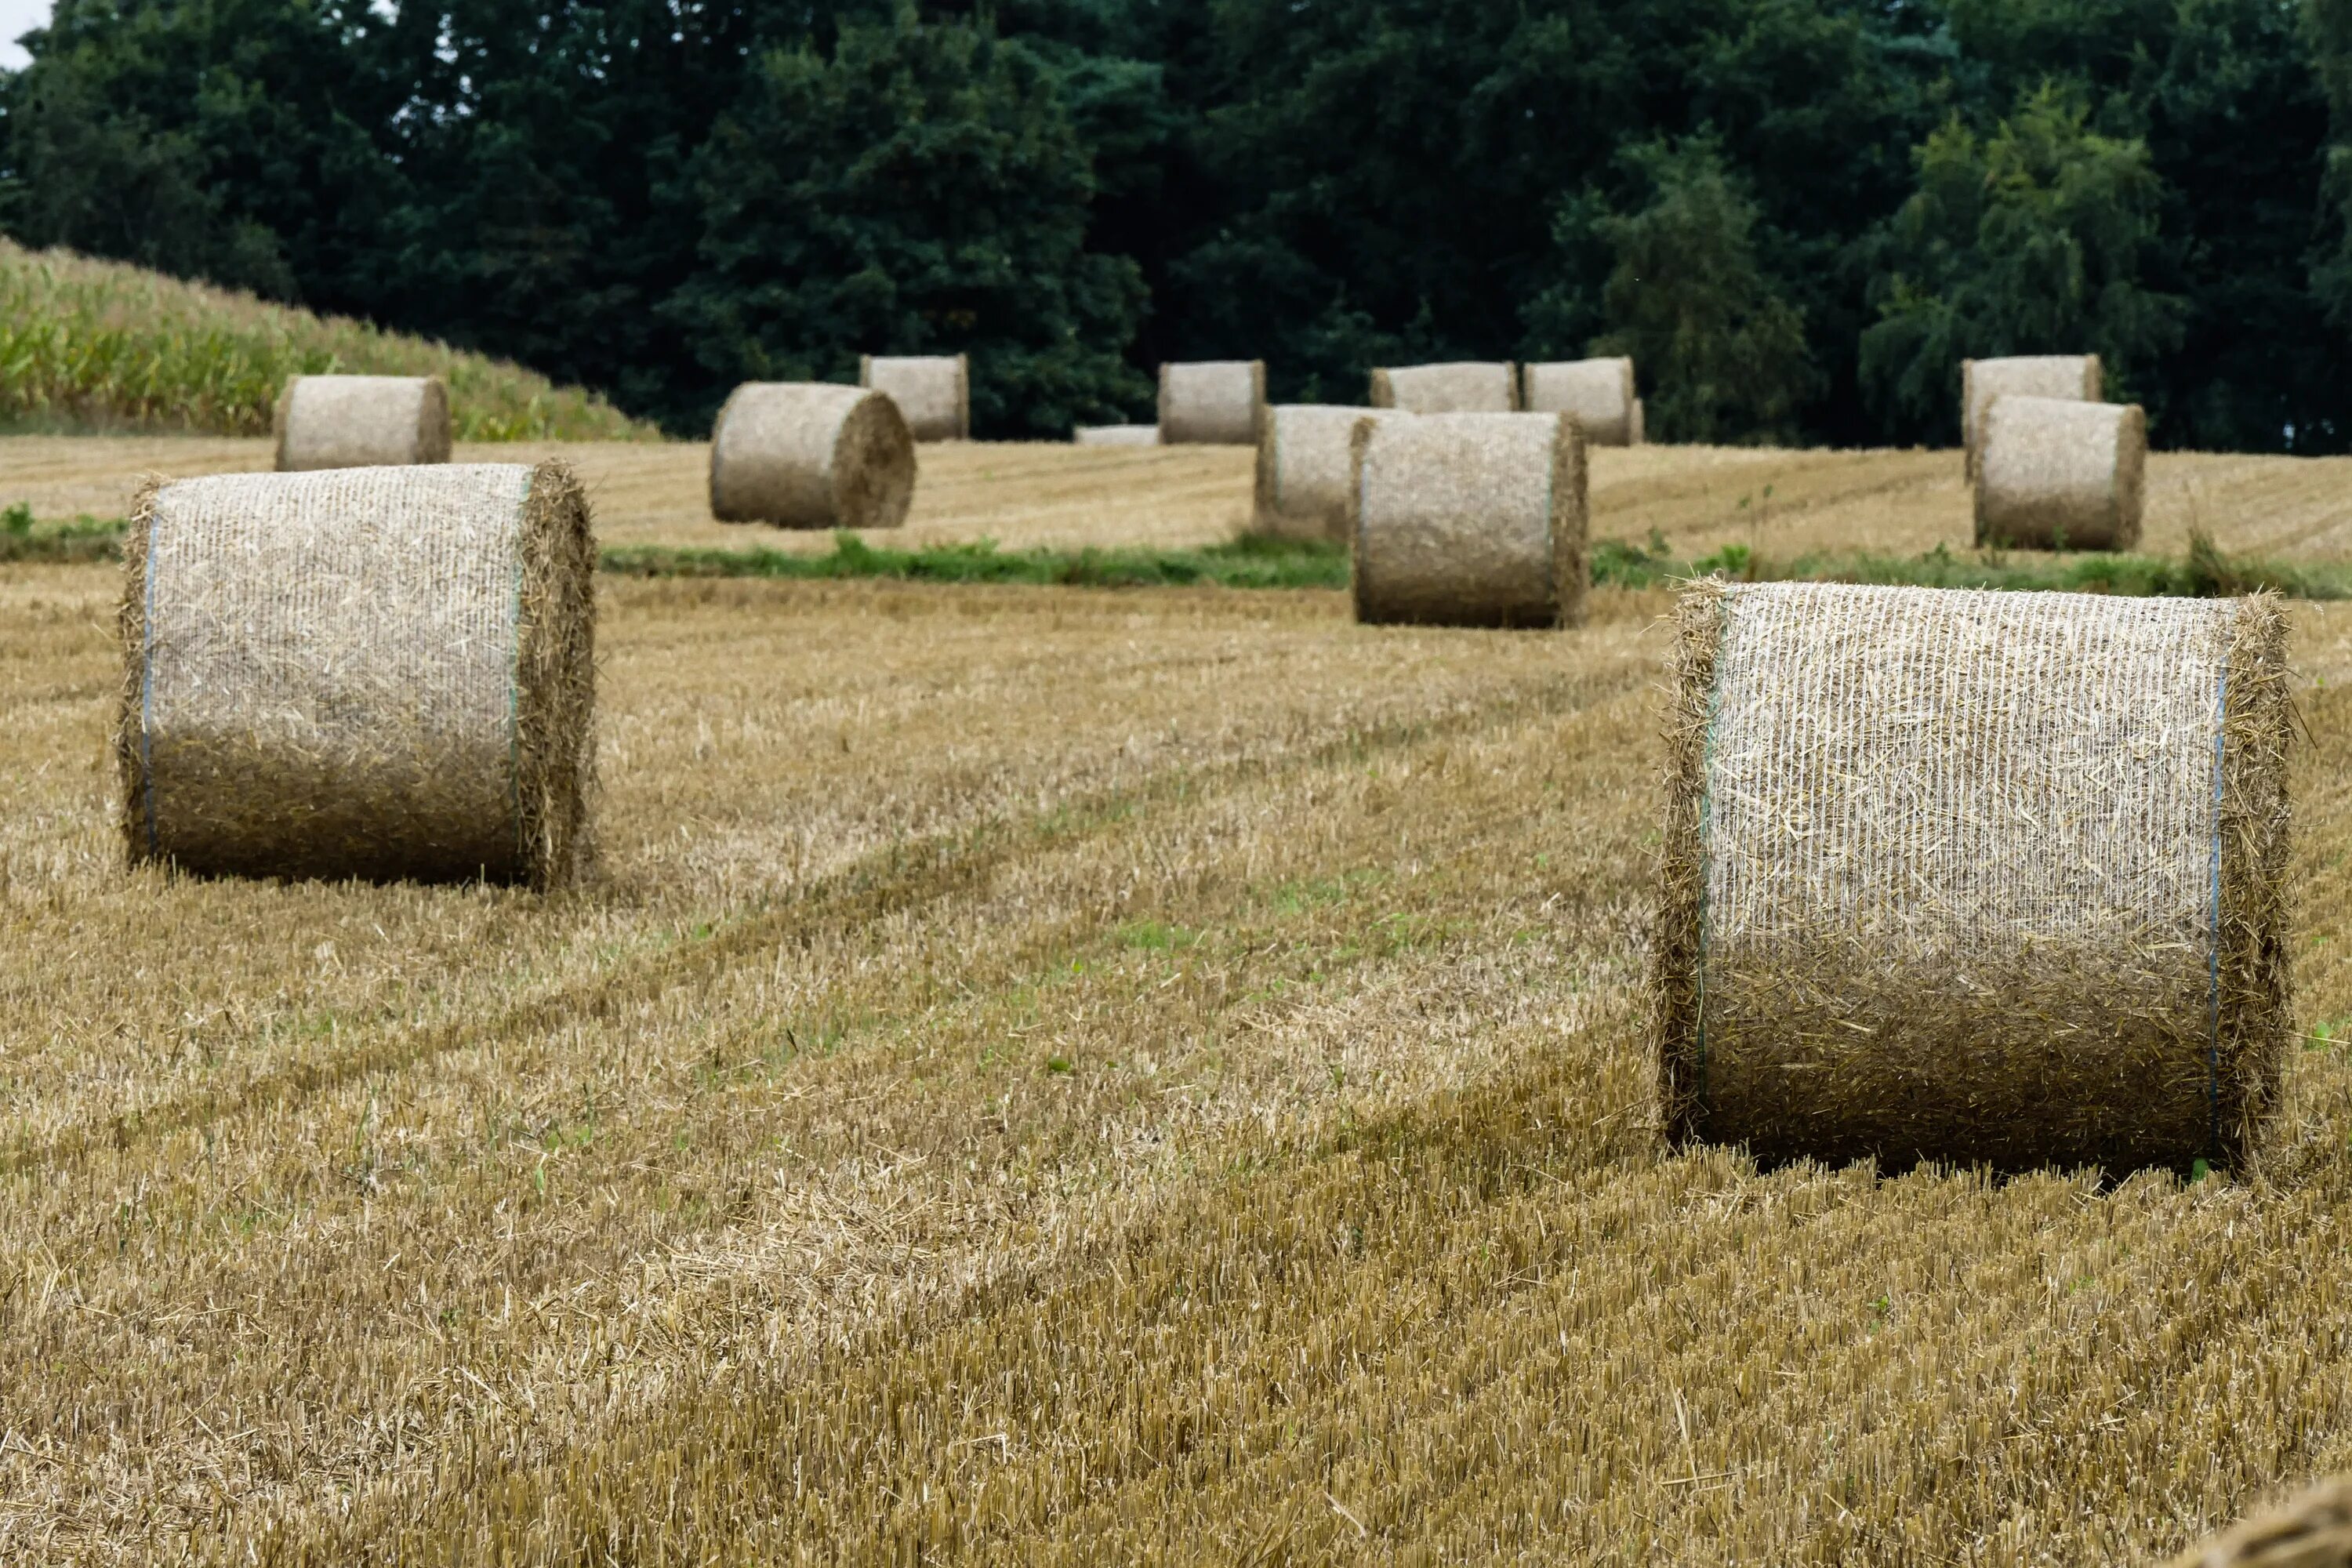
[708,383,915,529]
[1369,361,1519,413]
[1350,411,1584,627]
[274,374,452,470]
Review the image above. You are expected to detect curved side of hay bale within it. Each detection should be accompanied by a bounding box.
[1974,395,2145,550]
[1157,361,1265,445]
[1367,361,1519,414]
[1521,358,1637,445]
[1650,581,2292,1174]
[1349,411,1585,628]
[1254,405,1388,543]
[708,383,916,529]
[1960,354,2102,478]
[1073,424,1160,447]
[2167,1478,2352,1567]
[858,354,970,441]
[273,375,452,471]
[1630,397,1646,445]
[117,460,597,888]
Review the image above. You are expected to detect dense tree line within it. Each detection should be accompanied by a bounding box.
[3,0,2350,448]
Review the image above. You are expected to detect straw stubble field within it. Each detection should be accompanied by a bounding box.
[5,446,2352,1561]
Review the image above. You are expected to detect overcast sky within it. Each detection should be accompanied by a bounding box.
[0,0,46,69]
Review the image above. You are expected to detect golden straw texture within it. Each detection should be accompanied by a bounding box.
[2168,1479,2352,1567]
[1073,424,1159,446]
[1976,394,2147,550]
[1157,361,1265,445]
[1369,361,1519,413]
[272,375,452,470]
[1350,411,1585,627]
[858,354,969,442]
[1962,354,2101,477]
[708,383,916,529]
[1253,404,1390,542]
[1653,581,2292,1174]
[1521,358,1639,445]
[117,461,596,888]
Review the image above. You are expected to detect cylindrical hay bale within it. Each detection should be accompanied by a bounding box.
[118,462,597,888]
[1073,424,1160,447]
[1367,362,1519,413]
[1254,405,1393,543]
[2168,1479,2352,1567]
[858,354,969,441]
[273,375,452,471]
[1350,412,1585,628]
[708,383,915,529]
[1974,394,2145,550]
[1962,353,2100,477]
[1652,580,2292,1174]
[1157,361,1265,445]
[1520,358,1639,445]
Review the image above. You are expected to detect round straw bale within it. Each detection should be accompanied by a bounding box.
[1073,424,1160,446]
[2169,1479,2352,1567]
[1351,412,1585,628]
[117,461,596,888]
[1254,404,1394,543]
[1630,397,1646,445]
[1157,361,1265,445]
[1651,580,2292,1174]
[1520,358,1639,445]
[858,354,969,441]
[1962,353,2101,477]
[708,383,915,529]
[1974,394,2146,550]
[1367,362,1519,413]
[273,375,452,471]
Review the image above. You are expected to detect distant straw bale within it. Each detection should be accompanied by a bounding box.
[1630,398,1646,445]
[1158,361,1265,445]
[858,354,969,442]
[1074,425,1160,446]
[708,383,915,529]
[1351,412,1585,628]
[1369,361,1519,413]
[1652,581,2292,1174]
[1962,354,2100,477]
[2169,1479,2352,1567]
[274,375,451,470]
[1254,405,1392,543]
[118,462,596,888]
[1521,358,1640,445]
[1975,394,2146,550]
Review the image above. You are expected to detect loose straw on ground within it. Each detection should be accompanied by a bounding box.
[1254,405,1391,543]
[118,462,597,887]
[1158,361,1265,445]
[708,383,915,529]
[274,375,451,470]
[1369,362,1519,413]
[1351,412,1585,627]
[1962,354,2101,477]
[858,354,969,441]
[1975,394,2146,550]
[1651,580,2292,1173]
[1521,358,1640,445]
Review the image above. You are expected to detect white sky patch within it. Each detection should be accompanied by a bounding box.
[0,0,50,69]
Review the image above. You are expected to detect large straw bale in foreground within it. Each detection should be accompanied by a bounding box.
[2169,1479,2352,1566]
[858,354,969,441]
[1369,361,1519,413]
[274,374,451,470]
[1652,581,2291,1173]
[1975,394,2146,550]
[709,383,915,529]
[1254,404,1393,542]
[1074,424,1159,446]
[1158,361,1265,445]
[118,462,596,887]
[1351,412,1585,627]
[1521,358,1640,445]
[1962,354,2100,477]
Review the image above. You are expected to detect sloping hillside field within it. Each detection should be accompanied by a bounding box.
[5,441,2352,1561]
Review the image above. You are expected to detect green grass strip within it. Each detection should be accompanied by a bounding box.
[597,532,1352,590]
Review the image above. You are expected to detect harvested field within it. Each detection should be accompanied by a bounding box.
[14,435,2352,567]
[2,541,2352,1560]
